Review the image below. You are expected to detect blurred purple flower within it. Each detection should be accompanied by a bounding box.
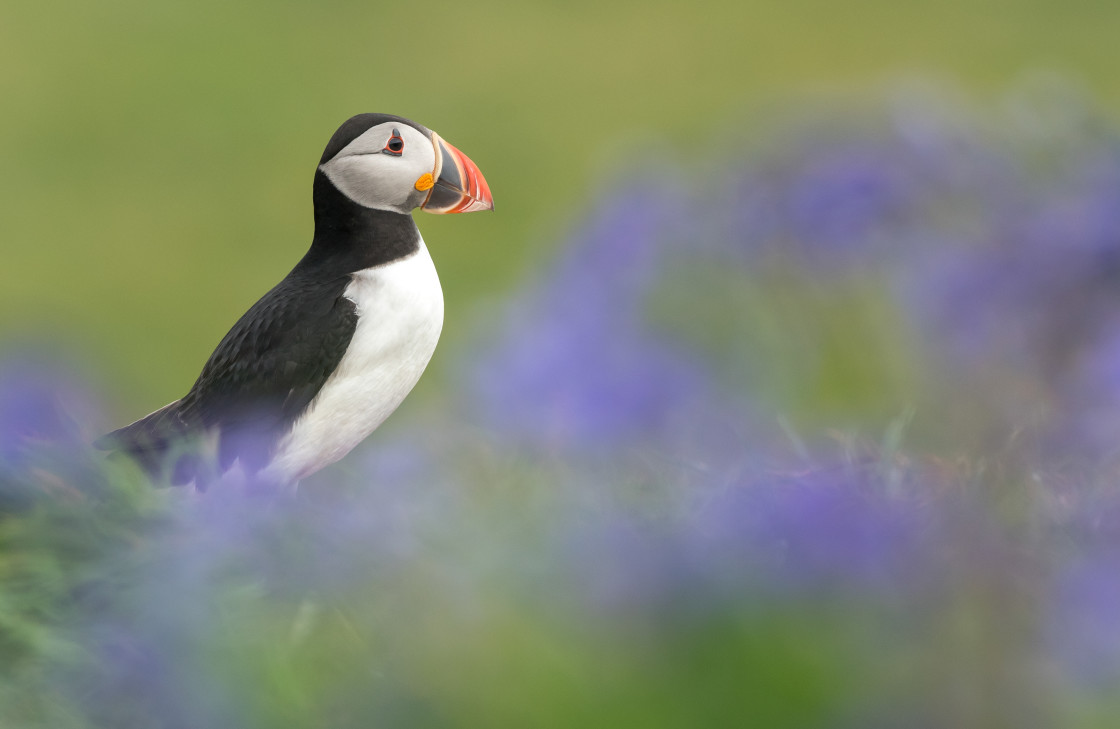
[1053,321,1120,454]
[550,460,935,620]
[476,323,714,448]
[707,109,1025,274]
[1051,553,1120,690]
[782,144,920,258]
[902,155,1120,450]
[469,180,732,449]
[1044,471,1120,690]
[72,617,244,729]
[686,463,933,602]
[0,355,96,466]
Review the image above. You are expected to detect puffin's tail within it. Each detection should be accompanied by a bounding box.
[94,400,199,485]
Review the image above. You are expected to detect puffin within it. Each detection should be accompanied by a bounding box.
[96,113,493,488]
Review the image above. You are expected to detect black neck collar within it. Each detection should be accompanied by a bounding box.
[298,170,421,275]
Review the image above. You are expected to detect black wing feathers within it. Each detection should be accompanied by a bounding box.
[93,399,192,476]
[97,271,358,483]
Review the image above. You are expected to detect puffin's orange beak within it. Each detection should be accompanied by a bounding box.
[420,132,494,214]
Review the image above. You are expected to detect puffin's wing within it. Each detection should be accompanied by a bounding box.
[93,399,192,477]
[97,274,359,482]
[181,274,360,471]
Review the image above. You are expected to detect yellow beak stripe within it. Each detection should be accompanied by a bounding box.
[415,173,435,191]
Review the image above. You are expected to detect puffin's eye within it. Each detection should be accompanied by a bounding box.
[383,128,405,156]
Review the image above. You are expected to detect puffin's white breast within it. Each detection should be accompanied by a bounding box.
[266,238,443,481]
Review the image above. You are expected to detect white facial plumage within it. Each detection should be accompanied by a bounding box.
[318,122,436,214]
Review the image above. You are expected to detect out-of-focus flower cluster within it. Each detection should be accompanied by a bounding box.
[6,89,1120,728]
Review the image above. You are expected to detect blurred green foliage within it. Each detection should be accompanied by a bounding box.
[4,0,1120,417]
[0,448,161,727]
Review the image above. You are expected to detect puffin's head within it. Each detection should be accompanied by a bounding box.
[318,113,493,215]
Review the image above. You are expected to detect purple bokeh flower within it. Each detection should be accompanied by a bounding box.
[0,355,99,468]
[695,465,928,590]
[782,143,921,258]
[468,180,736,450]
[901,147,1120,453]
[539,457,939,623]
[1044,470,1120,691]
[1051,553,1120,690]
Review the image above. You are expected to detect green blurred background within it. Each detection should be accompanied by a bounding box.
[3,0,1120,420]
